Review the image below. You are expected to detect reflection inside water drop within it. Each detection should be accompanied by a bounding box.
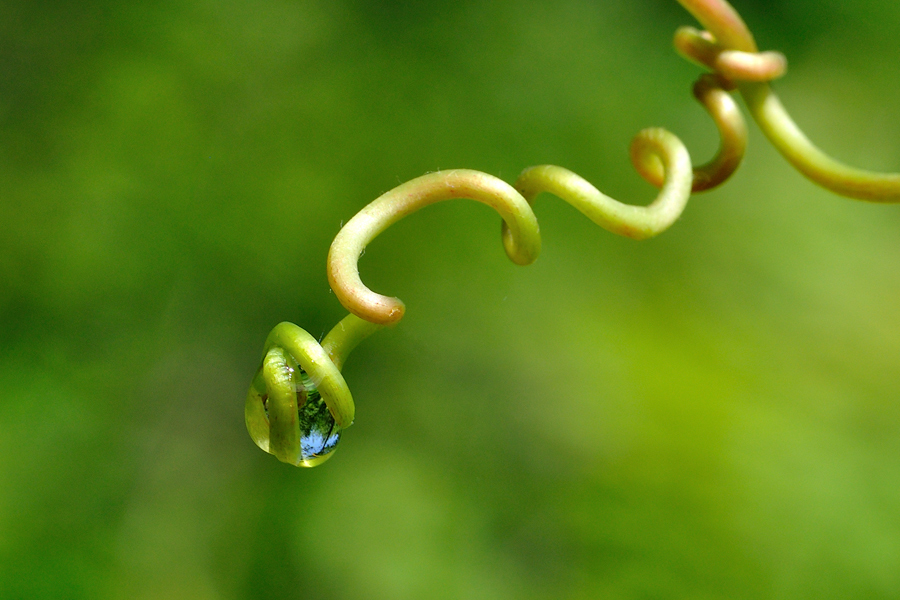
[247,359,341,467]
[295,368,341,463]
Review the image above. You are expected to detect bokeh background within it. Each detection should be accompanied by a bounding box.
[2,0,900,598]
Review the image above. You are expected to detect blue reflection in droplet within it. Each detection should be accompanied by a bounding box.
[297,369,341,461]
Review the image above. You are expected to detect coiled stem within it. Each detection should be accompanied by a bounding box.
[328,169,542,326]
[633,74,748,193]
[247,0,900,466]
[250,128,692,466]
[245,316,381,466]
[675,0,900,201]
[330,128,692,326]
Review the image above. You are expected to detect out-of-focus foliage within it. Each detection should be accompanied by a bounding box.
[2,1,900,598]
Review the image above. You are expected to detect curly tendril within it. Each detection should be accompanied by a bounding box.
[251,128,691,466]
[330,128,692,326]
[675,0,900,201]
[634,74,748,193]
[245,316,380,466]
[247,0,900,466]
[328,169,542,326]
[673,26,786,83]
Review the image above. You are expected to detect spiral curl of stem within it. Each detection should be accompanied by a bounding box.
[675,0,900,201]
[330,128,692,326]
[247,0,900,466]
[245,316,380,466]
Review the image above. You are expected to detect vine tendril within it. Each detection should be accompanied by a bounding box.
[676,0,900,202]
[328,169,542,326]
[247,0,899,466]
[634,74,748,193]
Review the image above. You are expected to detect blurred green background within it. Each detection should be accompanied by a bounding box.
[2,0,900,598]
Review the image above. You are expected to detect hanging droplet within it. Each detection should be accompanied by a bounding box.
[245,348,341,467]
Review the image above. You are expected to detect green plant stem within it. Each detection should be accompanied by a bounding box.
[676,0,757,52]
[260,347,302,463]
[632,75,747,193]
[513,128,693,240]
[328,169,542,325]
[321,313,385,372]
[676,0,900,202]
[247,0,900,468]
[740,82,900,201]
[328,129,692,327]
[262,322,355,427]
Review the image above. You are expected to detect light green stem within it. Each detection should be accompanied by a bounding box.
[321,313,385,372]
[740,82,900,201]
[676,0,900,202]
[328,169,542,325]
[263,322,356,427]
[328,129,692,326]
[246,0,900,468]
[676,0,757,52]
[513,128,693,240]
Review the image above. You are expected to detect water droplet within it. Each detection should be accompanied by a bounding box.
[245,361,341,467]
